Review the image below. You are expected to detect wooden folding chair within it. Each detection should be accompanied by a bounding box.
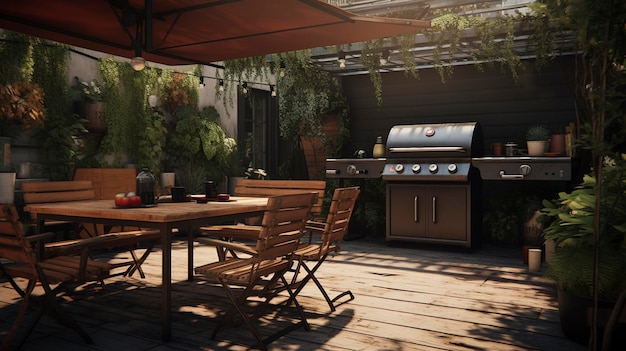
[21,180,161,278]
[286,186,360,312]
[0,204,112,351]
[199,179,325,261]
[194,192,316,351]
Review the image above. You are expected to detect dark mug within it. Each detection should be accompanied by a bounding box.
[205,181,217,199]
[171,186,186,202]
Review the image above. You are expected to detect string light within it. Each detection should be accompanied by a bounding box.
[270,85,276,97]
[169,72,275,94]
[337,51,346,69]
[380,49,390,66]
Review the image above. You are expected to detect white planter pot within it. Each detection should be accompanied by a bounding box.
[0,172,16,204]
[160,172,176,194]
[527,141,547,156]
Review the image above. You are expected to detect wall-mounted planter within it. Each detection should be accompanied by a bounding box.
[77,101,107,134]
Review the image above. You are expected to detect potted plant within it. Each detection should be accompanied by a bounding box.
[483,194,521,246]
[166,105,232,193]
[69,76,106,133]
[0,81,46,203]
[539,153,626,346]
[525,124,549,156]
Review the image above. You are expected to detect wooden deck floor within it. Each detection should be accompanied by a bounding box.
[1,235,586,351]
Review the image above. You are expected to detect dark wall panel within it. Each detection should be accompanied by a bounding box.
[342,56,577,157]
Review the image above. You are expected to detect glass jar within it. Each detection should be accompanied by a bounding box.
[373,136,385,158]
[136,167,156,205]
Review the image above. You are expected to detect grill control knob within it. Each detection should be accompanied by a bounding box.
[346,165,357,175]
[428,163,438,174]
[519,164,532,176]
[394,164,404,173]
[411,164,421,173]
[447,163,458,174]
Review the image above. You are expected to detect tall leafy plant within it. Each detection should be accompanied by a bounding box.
[531,0,626,348]
[167,106,231,192]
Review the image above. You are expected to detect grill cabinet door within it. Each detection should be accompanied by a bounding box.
[387,184,469,245]
[387,185,427,238]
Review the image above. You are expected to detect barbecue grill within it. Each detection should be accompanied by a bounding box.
[383,122,483,248]
[325,121,572,249]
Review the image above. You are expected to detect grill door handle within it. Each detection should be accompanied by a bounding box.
[414,196,419,223]
[389,146,465,153]
[499,170,524,180]
[432,196,437,223]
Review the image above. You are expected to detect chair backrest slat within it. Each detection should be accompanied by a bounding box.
[255,193,316,261]
[0,205,37,265]
[235,179,325,218]
[21,181,96,204]
[321,186,361,253]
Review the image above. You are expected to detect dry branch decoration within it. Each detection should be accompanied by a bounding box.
[0,81,45,136]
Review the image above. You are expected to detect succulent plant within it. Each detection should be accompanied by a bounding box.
[526,124,550,141]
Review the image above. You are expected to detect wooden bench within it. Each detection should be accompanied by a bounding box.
[20,180,161,278]
[21,180,96,238]
[233,179,326,219]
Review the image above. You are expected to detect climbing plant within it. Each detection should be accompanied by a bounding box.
[32,40,85,180]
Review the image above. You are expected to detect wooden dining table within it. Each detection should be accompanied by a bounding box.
[24,196,268,342]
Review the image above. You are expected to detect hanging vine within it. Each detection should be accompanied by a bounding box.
[360,39,384,105]
[32,41,84,180]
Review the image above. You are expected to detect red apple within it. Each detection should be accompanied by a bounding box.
[115,196,130,207]
[128,195,142,207]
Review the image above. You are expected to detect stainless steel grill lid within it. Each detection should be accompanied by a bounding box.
[386,122,483,159]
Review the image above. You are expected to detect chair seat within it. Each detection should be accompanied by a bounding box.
[195,257,290,284]
[200,224,260,241]
[293,243,339,261]
[3,256,111,283]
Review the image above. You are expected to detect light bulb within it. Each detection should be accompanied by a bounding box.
[130,57,146,71]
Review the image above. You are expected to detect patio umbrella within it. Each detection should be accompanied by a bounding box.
[0,0,430,67]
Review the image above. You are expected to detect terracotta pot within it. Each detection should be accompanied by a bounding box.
[550,134,566,155]
[78,101,107,134]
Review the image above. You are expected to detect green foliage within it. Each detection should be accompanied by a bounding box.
[95,59,175,171]
[324,178,385,235]
[34,42,85,180]
[166,106,231,192]
[360,40,383,105]
[276,52,348,143]
[68,77,103,102]
[483,196,521,244]
[526,124,550,141]
[429,13,523,82]
[540,154,626,300]
[0,31,34,83]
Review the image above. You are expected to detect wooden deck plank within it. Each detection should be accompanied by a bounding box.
[0,237,587,350]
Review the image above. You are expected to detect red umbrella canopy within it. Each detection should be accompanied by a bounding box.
[0,0,430,66]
